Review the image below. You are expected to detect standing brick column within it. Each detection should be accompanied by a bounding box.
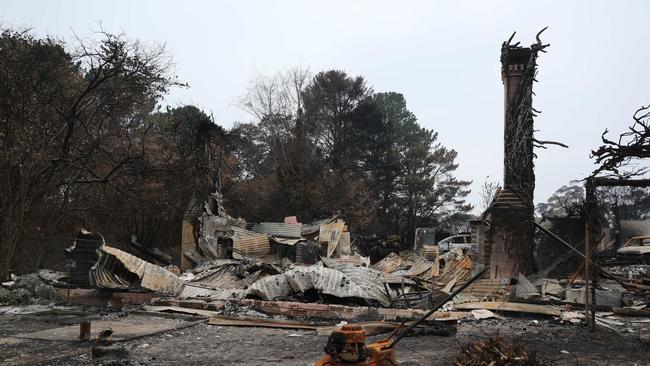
[488,34,547,279]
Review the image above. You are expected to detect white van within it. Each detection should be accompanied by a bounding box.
[437,234,476,252]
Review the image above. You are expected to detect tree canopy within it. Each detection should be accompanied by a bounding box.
[0,28,473,277]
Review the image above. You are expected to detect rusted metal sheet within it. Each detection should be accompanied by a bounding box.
[405,258,433,277]
[438,253,473,284]
[371,252,403,273]
[461,278,509,299]
[90,245,185,295]
[230,227,270,256]
[320,220,345,257]
[420,245,439,261]
[252,222,302,239]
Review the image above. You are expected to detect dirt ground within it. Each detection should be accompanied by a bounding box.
[1,310,649,366]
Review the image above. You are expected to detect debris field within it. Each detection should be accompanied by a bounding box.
[1,29,650,366]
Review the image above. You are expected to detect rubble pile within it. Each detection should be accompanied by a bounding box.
[0,270,65,305]
[5,188,648,337]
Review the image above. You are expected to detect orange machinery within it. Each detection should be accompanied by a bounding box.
[314,266,489,366]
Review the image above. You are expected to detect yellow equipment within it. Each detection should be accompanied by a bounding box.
[314,266,489,365]
[315,325,397,366]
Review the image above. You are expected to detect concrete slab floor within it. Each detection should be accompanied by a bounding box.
[14,316,191,342]
[1,311,649,366]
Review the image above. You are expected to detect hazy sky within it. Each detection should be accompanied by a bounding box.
[3,1,649,212]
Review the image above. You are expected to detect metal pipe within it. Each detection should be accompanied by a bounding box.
[388,266,489,349]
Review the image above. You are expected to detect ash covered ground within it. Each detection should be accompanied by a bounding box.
[1,310,648,366]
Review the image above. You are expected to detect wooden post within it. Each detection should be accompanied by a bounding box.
[585,177,598,331]
[584,220,592,330]
[79,321,91,341]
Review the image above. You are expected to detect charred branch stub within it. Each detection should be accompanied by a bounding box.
[489,29,549,279]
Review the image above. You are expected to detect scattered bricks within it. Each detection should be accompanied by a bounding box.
[206,301,226,311]
[110,292,155,309]
[295,303,327,311]
[150,298,179,307]
[55,288,110,307]
[375,307,424,321]
[148,297,224,312]
[335,308,352,318]
[238,299,256,306]
[178,300,210,310]
[151,297,437,322]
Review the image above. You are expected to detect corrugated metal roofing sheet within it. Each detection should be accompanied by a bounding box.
[371,252,403,273]
[252,222,302,238]
[90,245,185,295]
[438,254,473,284]
[336,266,391,306]
[247,269,293,300]
[301,216,337,236]
[248,265,394,306]
[231,227,270,256]
[69,231,104,287]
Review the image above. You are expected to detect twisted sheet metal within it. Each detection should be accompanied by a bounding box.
[248,265,394,306]
[320,221,345,257]
[90,246,185,295]
[371,252,403,273]
[252,222,303,239]
[301,217,337,236]
[271,237,304,246]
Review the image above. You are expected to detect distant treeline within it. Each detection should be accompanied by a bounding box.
[0,28,471,277]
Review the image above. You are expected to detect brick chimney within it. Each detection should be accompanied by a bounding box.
[487,44,537,279]
[501,48,531,189]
